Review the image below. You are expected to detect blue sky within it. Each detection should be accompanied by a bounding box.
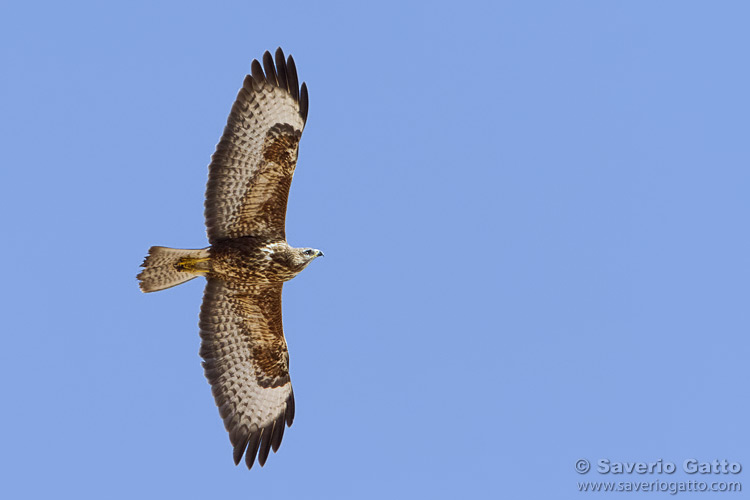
[2,1,748,498]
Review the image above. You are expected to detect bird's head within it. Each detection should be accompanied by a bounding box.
[294,247,324,268]
[269,244,323,275]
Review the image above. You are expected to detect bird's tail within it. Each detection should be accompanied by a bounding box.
[137,246,211,293]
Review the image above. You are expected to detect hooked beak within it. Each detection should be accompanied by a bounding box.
[317,250,324,258]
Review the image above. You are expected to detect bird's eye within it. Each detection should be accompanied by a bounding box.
[304,249,313,255]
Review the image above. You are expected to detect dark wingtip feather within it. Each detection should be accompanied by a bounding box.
[241,74,254,93]
[257,426,274,467]
[299,82,309,123]
[270,413,285,453]
[286,55,300,102]
[285,391,295,426]
[233,436,249,465]
[274,47,288,92]
[250,59,265,86]
[262,51,278,86]
[244,431,261,470]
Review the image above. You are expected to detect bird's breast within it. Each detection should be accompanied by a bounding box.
[208,238,301,284]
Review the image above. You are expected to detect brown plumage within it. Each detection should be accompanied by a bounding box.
[137,48,322,469]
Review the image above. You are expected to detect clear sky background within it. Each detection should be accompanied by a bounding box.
[2,1,748,498]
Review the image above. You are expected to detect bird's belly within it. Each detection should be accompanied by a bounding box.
[207,240,299,284]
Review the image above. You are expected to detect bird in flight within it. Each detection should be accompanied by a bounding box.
[137,48,321,469]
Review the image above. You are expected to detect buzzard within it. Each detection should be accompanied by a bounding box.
[137,48,321,469]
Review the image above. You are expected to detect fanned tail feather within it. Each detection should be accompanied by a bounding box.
[137,246,210,293]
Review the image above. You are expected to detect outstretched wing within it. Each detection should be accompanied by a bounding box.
[205,48,308,243]
[199,278,295,469]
